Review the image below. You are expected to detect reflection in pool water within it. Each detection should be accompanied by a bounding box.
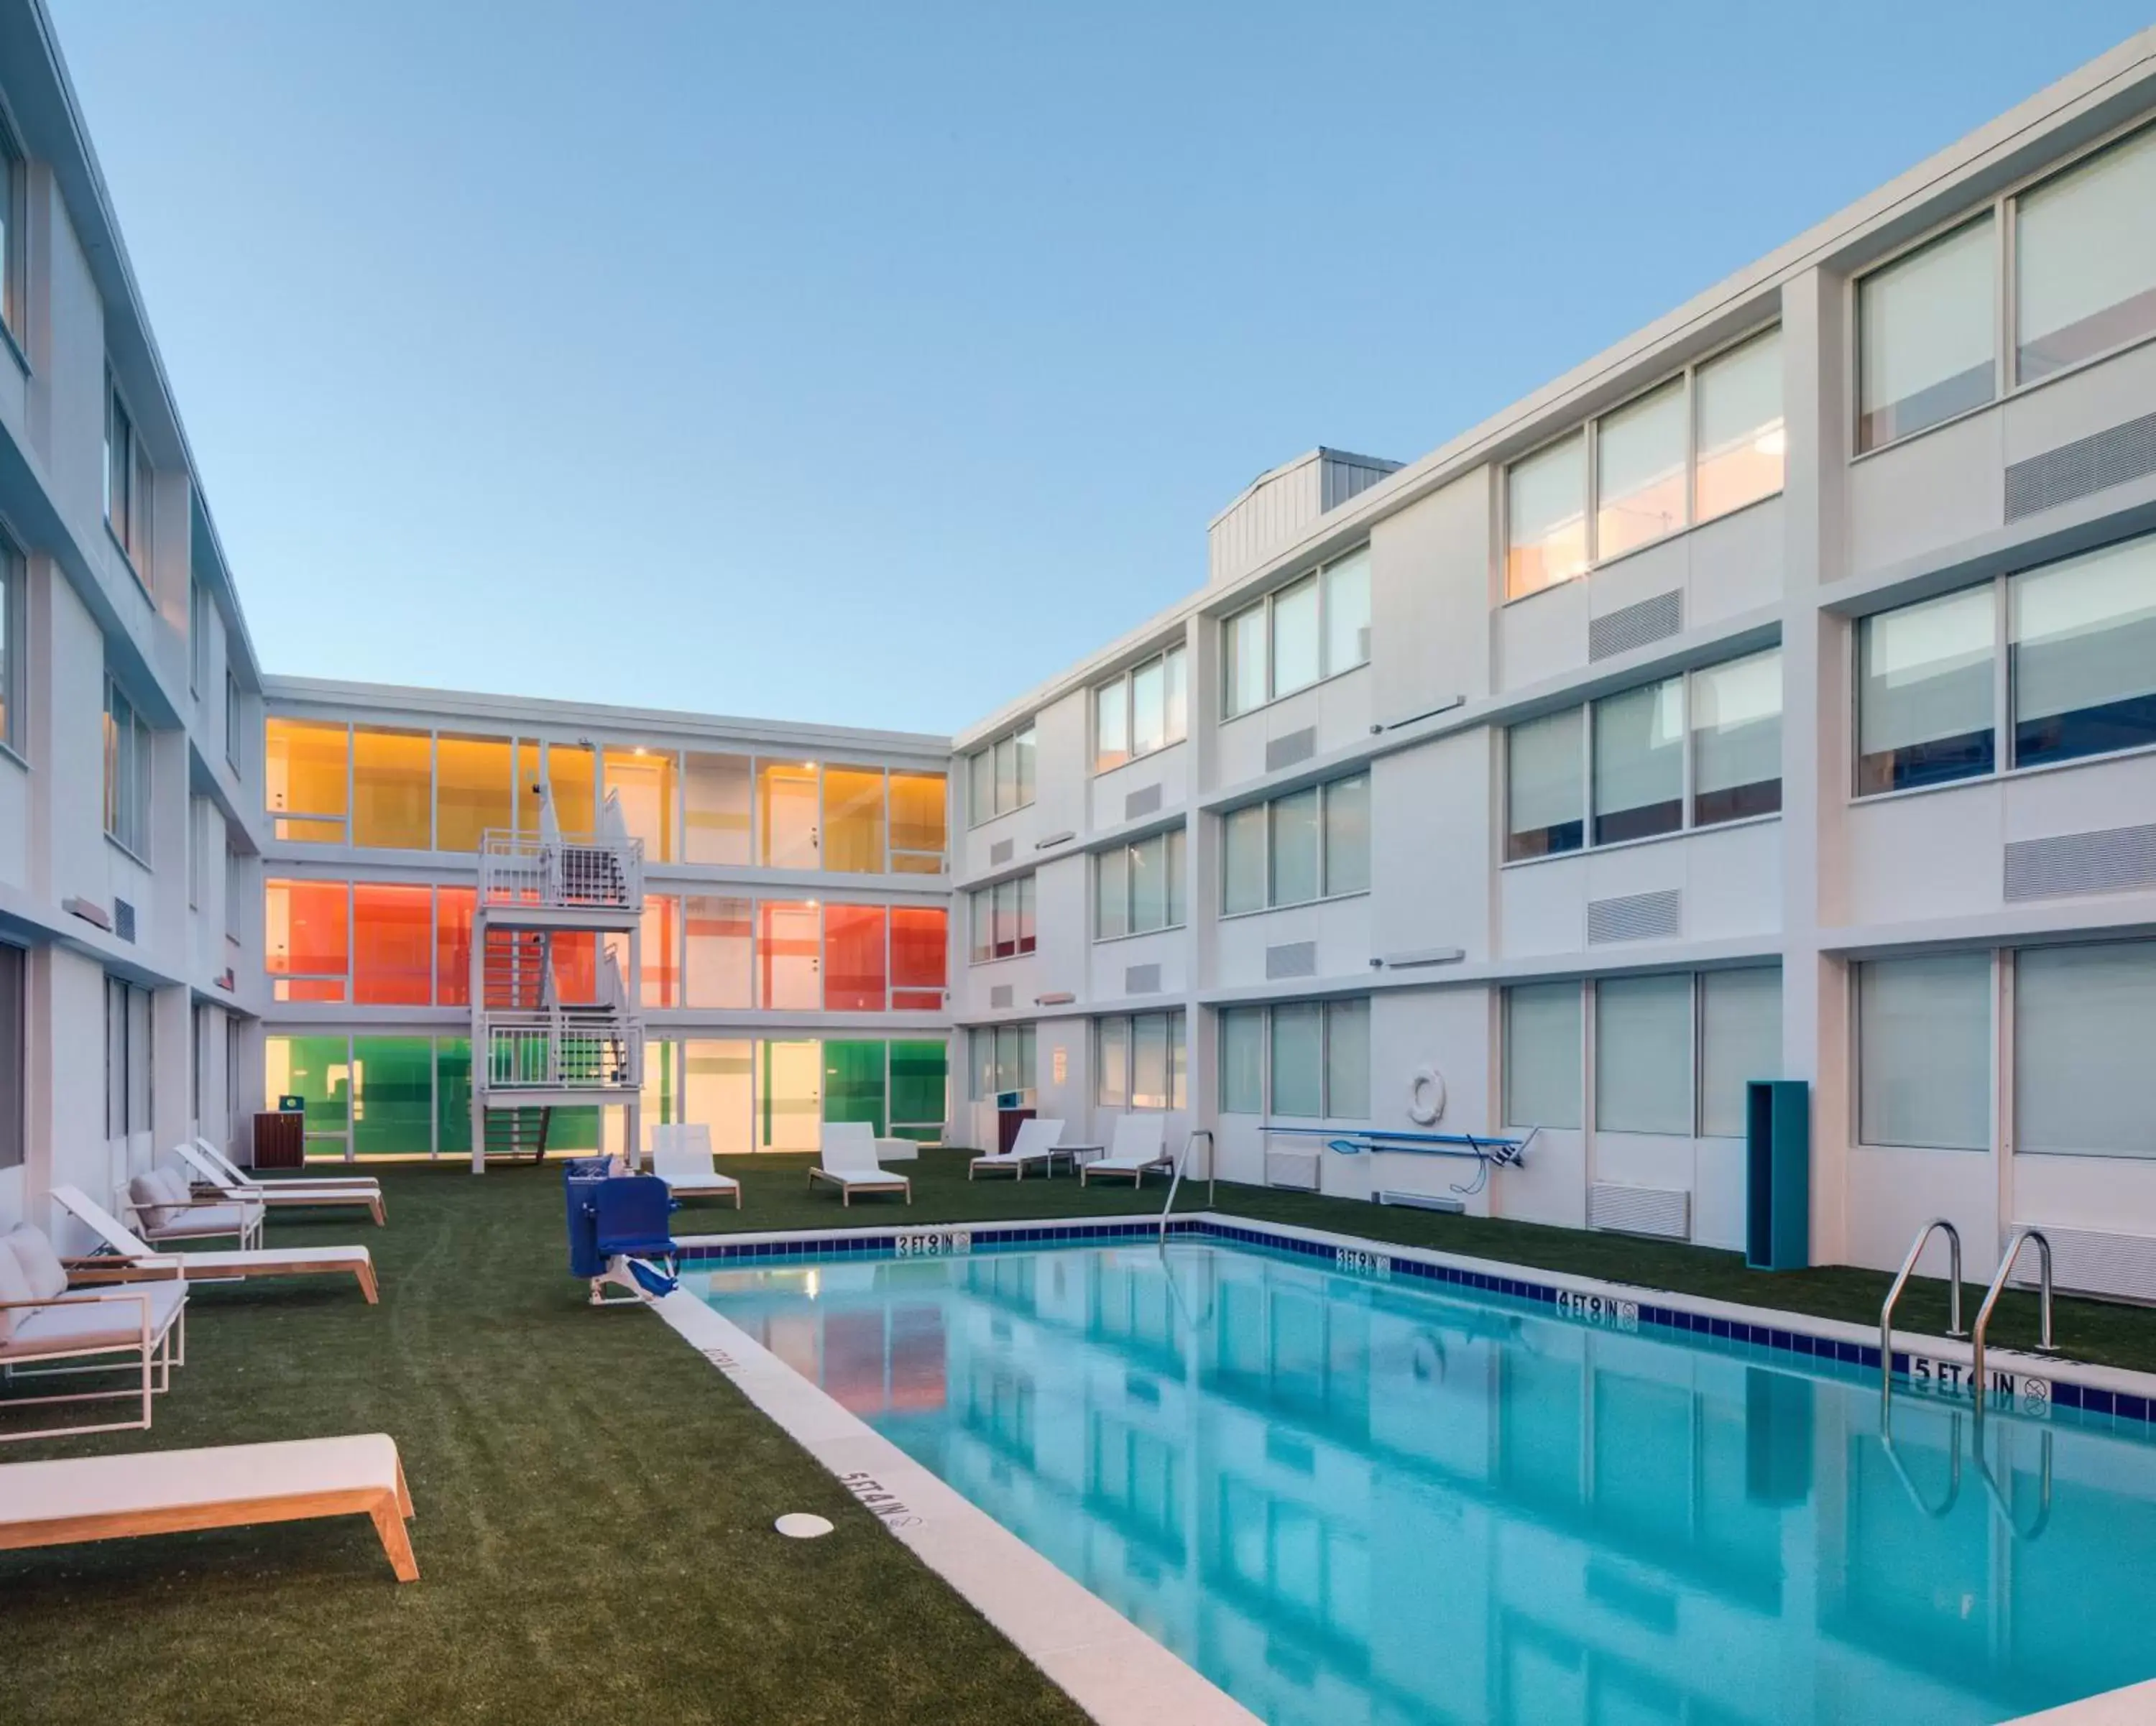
[695,1243,2156,1725]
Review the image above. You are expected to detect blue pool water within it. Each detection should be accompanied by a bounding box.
[694,1240,2156,1725]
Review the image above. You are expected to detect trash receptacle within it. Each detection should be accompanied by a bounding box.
[563,1158,613,1278]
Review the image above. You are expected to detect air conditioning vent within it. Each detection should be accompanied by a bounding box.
[1266,941,1318,980]
[1265,1148,1321,1191]
[1588,591,1682,662]
[1587,889,1681,944]
[2004,823,2156,900]
[1377,1189,1466,1214]
[1124,963,1161,995]
[1588,1182,1691,1241]
[1124,784,1162,821]
[1266,728,1317,773]
[989,838,1015,867]
[114,899,137,943]
[988,984,1013,1010]
[2005,410,2156,521]
[2010,1224,2156,1303]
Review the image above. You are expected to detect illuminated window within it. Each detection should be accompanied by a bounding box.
[2017,125,2156,382]
[759,763,819,868]
[436,886,474,1007]
[1595,378,1687,562]
[434,735,512,852]
[760,901,821,1009]
[1857,216,1996,451]
[104,377,153,578]
[1094,1011,1187,1110]
[1094,647,1186,772]
[103,678,152,858]
[1505,434,1588,599]
[683,1039,754,1155]
[822,766,886,873]
[683,752,751,864]
[967,725,1034,825]
[266,879,349,1002]
[265,718,349,841]
[1693,329,1784,522]
[824,904,888,1010]
[552,932,599,1005]
[609,893,678,1008]
[684,895,752,1009]
[969,874,1036,961]
[890,908,947,1010]
[353,883,432,1005]
[889,772,947,872]
[548,742,596,834]
[1221,547,1370,716]
[351,728,431,849]
[604,747,677,863]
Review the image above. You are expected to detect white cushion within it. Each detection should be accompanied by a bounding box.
[147,1202,254,1241]
[151,1168,195,1205]
[4,1225,68,1302]
[0,1240,32,1344]
[1,1283,183,1357]
[129,1173,177,1231]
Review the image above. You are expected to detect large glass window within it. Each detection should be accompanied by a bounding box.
[352,728,431,849]
[1225,605,1266,718]
[1322,548,1371,680]
[2016,125,2156,382]
[1857,953,1991,1150]
[888,772,947,872]
[1221,545,1372,716]
[1691,650,1783,825]
[1096,829,1185,940]
[2016,941,2156,1158]
[970,874,1036,962]
[1095,647,1186,773]
[435,735,512,852]
[758,762,819,868]
[0,540,17,756]
[632,894,678,1008]
[103,678,152,859]
[605,748,677,864]
[104,379,152,574]
[968,724,1036,825]
[352,883,432,1006]
[823,904,888,1010]
[1222,805,1266,915]
[970,1023,1037,1100]
[889,1040,950,1139]
[1506,433,1588,600]
[1595,974,1694,1135]
[683,752,752,864]
[683,1039,754,1155]
[1220,774,1370,913]
[436,887,474,1007]
[1216,1001,1363,1117]
[1268,1004,1324,1117]
[890,908,947,1010]
[1322,772,1370,897]
[1592,676,1685,845]
[1693,328,1784,522]
[1268,788,1321,906]
[548,742,596,834]
[821,765,886,873]
[1096,1016,1129,1107]
[758,902,821,1010]
[1220,1007,1264,1114]
[265,718,349,842]
[1595,378,1687,562]
[1271,576,1321,698]
[1857,215,1996,452]
[0,943,21,1171]
[0,130,20,344]
[1323,998,1370,1120]
[266,880,350,1002]
[1699,967,1782,1138]
[684,895,752,1009]
[1506,708,1583,861]
[2009,533,2156,768]
[1504,982,1581,1129]
[1095,1012,1187,1110]
[351,1036,432,1157]
[1856,586,1996,793]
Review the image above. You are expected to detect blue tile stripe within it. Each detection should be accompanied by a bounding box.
[675,1215,2155,1429]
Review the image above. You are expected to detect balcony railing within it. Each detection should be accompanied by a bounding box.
[480,1007,642,1093]
[477,793,644,914]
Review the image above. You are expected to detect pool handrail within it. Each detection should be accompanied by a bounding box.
[1159,1129,1215,1245]
[1970,1227,2059,1420]
[1880,1218,1966,1413]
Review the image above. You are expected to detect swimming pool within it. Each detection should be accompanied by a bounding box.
[692,1236,2156,1725]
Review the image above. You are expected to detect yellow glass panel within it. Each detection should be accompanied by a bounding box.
[351,729,433,849]
[758,762,819,868]
[889,772,946,864]
[604,748,677,863]
[435,735,513,852]
[276,817,347,843]
[515,739,543,834]
[265,719,348,824]
[548,742,596,835]
[822,766,885,873]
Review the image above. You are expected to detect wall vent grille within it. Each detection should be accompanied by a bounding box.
[1265,1148,1322,1191]
[1377,1189,1467,1214]
[1588,1182,1691,1241]
[2010,1224,2156,1304]
[1123,784,1163,821]
[113,899,137,943]
[1265,941,1318,980]
[988,984,1013,1010]
[1123,963,1162,995]
[1266,728,1317,773]
[1588,591,1682,662]
[2004,410,2156,521]
[2004,823,2156,900]
[988,838,1015,867]
[1586,889,1682,944]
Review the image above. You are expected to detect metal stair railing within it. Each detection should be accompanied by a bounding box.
[1160,1130,1215,1245]
[1880,1218,1966,1413]
[1970,1227,2059,1419]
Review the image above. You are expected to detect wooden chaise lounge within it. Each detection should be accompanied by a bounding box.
[0,1434,418,1581]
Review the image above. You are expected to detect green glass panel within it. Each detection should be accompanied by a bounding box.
[268,1033,351,1146]
[436,1037,471,1155]
[890,1040,948,1132]
[549,1106,600,1152]
[821,1039,887,1134]
[352,1036,433,1157]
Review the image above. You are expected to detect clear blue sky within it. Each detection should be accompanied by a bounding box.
[47,0,2156,734]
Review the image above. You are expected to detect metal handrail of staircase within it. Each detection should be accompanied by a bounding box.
[1880,1218,1966,1413]
[1160,1130,1215,1245]
[1969,1227,2059,1420]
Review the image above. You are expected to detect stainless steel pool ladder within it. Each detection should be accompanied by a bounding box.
[1879,1218,1966,1413]
[1970,1227,2058,1420]
[1159,1130,1215,1245]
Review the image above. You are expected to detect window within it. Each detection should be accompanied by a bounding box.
[0,943,22,1171]
[264,718,350,841]
[1857,953,1991,1150]
[1857,586,1995,793]
[605,748,678,864]
[2015,124,2156,382]
[970,1023,1037,1099]
[1095,1011,1187,1109]
[1216,1000,1365,1117]
[0,126,21,344]
[888,772,948,872]
[224,672,241,772]
[1699,968,1782,1138]
[352,727,431,849]
[890,906,948,1009]
[103,678,151,858]
[2016,941,2156,1158]
[190,580,211,696]
[968,724,1036,824]
[1503,982,1580,1129]
[1595,974,1694,1135]
[969,873,1036,961]
[1506,434,1588,600]
[757,762,819,867]
[823,904,888,1010]
[683,895,752,1009]
[1857,216,1995,452]
[1220,545,1373,717]
[352,883,432,1005]
[1096,828,1184,939]
[1094,647,1187,773]
[1219,773,1370,913]
[2009,532,2156,769]
[432,735,512,852]
[1508,651,1781,859]
[1692,328,1785,523]
[0,535,19,756]
[1595,378,1686,563]
[104,379,153,575]
[104,977,153,1140]
[684,752,751,864]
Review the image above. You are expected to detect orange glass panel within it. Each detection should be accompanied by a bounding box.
[890,906,947,1010]
[553,931,599,1005]
[759,902,821,1010]
[822,767,885,873]
[549,742,596,835]
[435,735,512,852]
[265,879,349,994]
[353,883,433,1005]
[436,886,475,1007]
[275,818,348,843]
[889,772,946,868]
[609,895,678,1007]
[824,904,887,1011]
[352,729,432,849]
[604,748,677,863]
[265,719,348,828]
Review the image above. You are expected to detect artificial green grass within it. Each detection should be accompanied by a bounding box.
[0,1160,1089,1726]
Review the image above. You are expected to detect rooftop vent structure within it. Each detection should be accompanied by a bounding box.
[1207,448,1401,587]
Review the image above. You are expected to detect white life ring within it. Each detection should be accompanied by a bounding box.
[1408,1066,1446,1126]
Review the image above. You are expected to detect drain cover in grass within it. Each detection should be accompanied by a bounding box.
[775,1513,834,1539]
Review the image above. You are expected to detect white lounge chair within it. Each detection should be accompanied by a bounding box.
[123,1168,265,1252]
[193,1137,382,1200]
[808,1122,912,1206]
[1077,1114,1171,1186]
[0,1223,187,1442]
[969,1117,1067,1181]
[648,1125,742,1209]
[0,1433,418,1581]
[172,1141,385,1227]
[52,1186,379,1304]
